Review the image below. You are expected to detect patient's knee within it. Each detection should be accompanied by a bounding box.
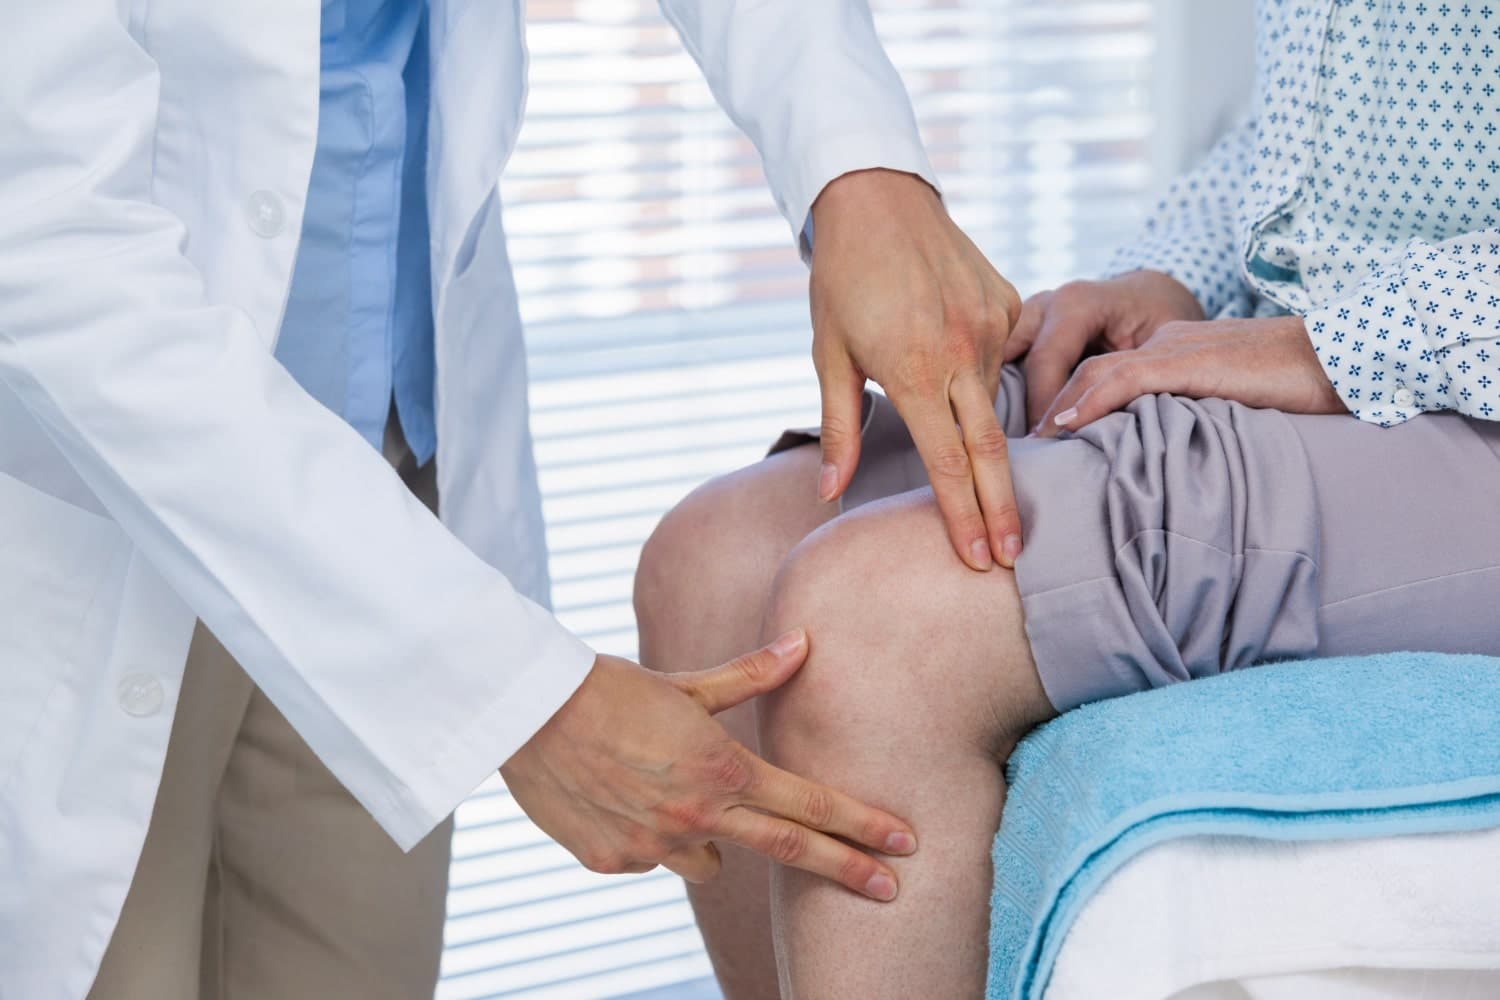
[635,447,828,672]
[759,494,1047,763]
[634,478,730,670]
[758,516,884,722]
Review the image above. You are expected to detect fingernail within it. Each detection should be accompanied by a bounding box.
[770,629,805,657]
[1003,534,1023,563]
[1053,407,1078,428]
[866,872,898,901]
[818,463,839,501]
[970,538,993,570]
[884,831,917,855]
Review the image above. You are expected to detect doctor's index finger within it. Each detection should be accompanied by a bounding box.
[951,372,1021,566]
[895,391,994,571]
[715,807,902,902]
[739,755,917,858]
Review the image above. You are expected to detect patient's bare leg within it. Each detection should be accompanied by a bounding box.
[634,444,835,999]
[758,488,1054,999]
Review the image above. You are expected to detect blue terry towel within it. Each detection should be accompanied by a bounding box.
[987,652,1500,1000]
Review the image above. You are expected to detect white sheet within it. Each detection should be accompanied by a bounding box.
[1046,826,1500,999]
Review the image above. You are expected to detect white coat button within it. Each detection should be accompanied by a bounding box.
[117,673,165,718]
[1393,387,1416,408]
[246,190,285,238]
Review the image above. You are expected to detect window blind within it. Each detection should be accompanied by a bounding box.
[438,2,1161,997]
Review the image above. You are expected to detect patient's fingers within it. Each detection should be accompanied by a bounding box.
[951,371,1021,567]
[1005,289,1052,362]
[741,757,916,857]
[895,392,993,571]
[1035,354,1104,436]
[1039,351,1167,437]
[662,842,722,884]
[1023,297,1103,430]
[716,807,901,901]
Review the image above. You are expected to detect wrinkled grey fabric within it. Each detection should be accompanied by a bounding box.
[1010,393,1319,710]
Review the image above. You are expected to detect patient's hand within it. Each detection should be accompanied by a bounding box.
[1008,270,1205,430]
[808,168,1024,571]
[501,629,917,901]
[1036,314,1347,434]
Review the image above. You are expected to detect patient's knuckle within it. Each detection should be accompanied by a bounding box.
[1109,358,1150,395]
[1050,280,1097,310]
[1048,281,1080,307]
[1074,354,1111,383]
[767,823,809,864]
[1019,290,1052,324]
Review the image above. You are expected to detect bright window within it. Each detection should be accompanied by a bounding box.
[439,2,1162,997]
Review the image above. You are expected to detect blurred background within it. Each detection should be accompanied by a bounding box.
[437,1,1254,997]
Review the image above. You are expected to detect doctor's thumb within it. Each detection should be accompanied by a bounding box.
[673,629,809,715]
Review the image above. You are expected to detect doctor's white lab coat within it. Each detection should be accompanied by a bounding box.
[0,0,936,996]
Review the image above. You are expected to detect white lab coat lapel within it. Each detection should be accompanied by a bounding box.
[426,0,528,292]
[425,0,553,606]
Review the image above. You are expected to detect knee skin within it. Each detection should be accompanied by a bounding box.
[635,447,830,676]
[757,491,1052,775]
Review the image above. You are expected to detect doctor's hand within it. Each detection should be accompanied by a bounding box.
[500,629,916,900]
[1005,270,1206,431]
[809,168,1024,571]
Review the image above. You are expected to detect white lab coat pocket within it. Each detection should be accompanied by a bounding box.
[0,471,130,786]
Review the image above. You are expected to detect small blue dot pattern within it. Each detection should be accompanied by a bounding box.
[1108,0,1500,426]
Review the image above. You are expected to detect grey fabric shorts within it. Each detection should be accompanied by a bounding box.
[771,365,1500,712]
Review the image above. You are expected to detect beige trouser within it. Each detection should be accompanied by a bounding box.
[89,417,455,1000]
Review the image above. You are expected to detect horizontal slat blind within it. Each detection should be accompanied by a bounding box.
[439,2,1158,997]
